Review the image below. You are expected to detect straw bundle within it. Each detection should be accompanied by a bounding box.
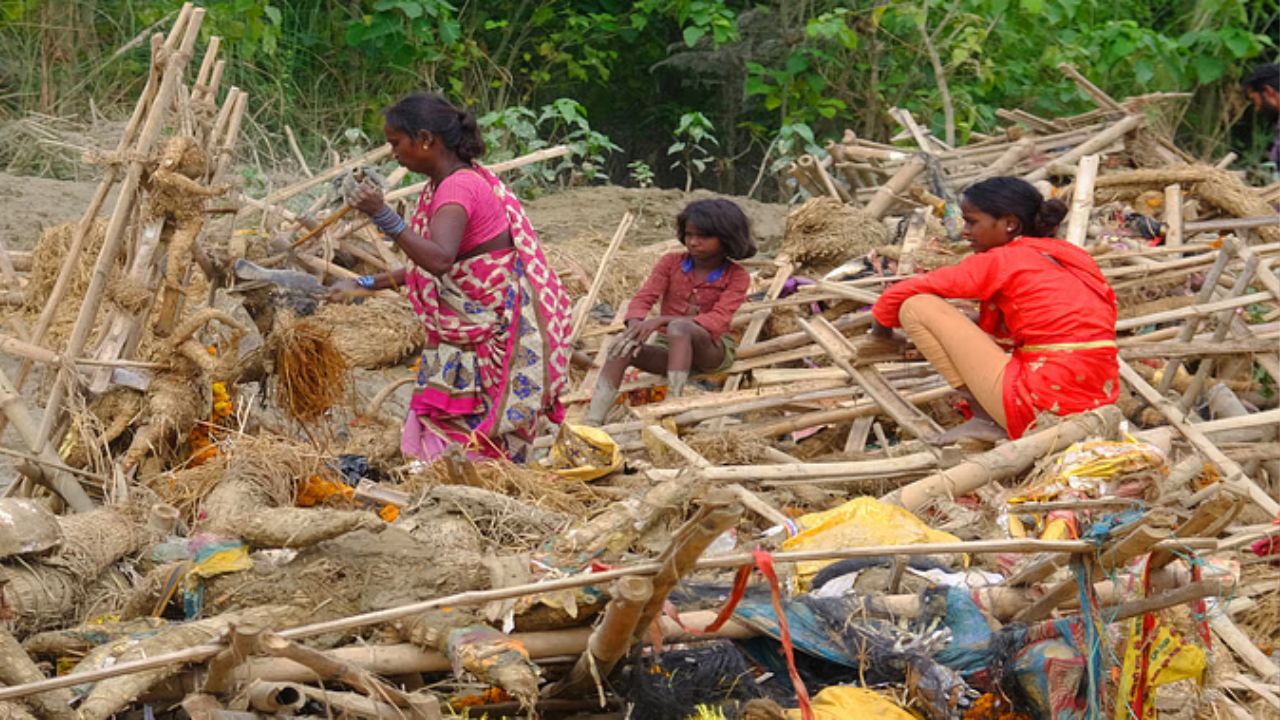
[309,297,425,369]
[782,197,888,273]
[271,316,349,421]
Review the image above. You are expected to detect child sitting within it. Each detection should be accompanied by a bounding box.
[584,198,757,426]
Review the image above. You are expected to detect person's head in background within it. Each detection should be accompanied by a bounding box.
[1243,63,1280,122]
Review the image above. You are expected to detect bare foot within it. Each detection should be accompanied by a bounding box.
[928,418,1008,446]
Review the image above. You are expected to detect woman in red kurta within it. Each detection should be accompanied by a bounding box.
[867,176,1119,442]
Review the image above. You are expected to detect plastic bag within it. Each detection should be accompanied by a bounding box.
[786,686,916,720]
[781,496,961,583]
[543,423,622,482]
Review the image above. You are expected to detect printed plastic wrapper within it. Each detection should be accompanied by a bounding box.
[1114,617,1205,720]
[782,496,961,583]
[543,423,622,482]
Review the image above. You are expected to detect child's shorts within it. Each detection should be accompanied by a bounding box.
[649,334,738,374]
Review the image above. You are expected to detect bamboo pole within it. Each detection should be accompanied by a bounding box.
[1024,115,1143,183]
[1156,245,1235,395]
[1014,524,1170,622]
[733,384,952,439]
[0,366,94,509]
[711,256,793,427]
[1058,63,1125,112]
[1063,154,1099,246]
[797,154,845,201]
[245,681,307,713]
[865,154,927,219]
[973,138,1036,181]
[203,623,262,694]
[885,405,1123,512]
[1176,254,1260,409]
[570,212,634,344]
[1209,606,1280,681]
[1116,291,1271,331]
[1163,184,1183,249]
[283,126,313,178]
[631,501,744,641]
[1119,361,1278,516]
[192,576,1226,692]
[798,315,943,440]
[548,576,654,700]
[385,145,572,203]
[264,145,391,205]
[255,632,430,717]
[34,8,206,456]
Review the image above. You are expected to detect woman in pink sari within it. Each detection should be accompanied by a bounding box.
[334,93,572,463]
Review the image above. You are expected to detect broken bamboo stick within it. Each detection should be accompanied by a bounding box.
[1063,154,1099,246]
[1025,114,1143,183]
[548,576,653,700]
[0,536,1213,702]
[1119,361,1278,516]
[884,405,1123,512]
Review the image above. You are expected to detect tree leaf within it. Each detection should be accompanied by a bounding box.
[682,26,706,48]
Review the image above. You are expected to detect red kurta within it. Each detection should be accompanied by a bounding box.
[872,236,1119,438]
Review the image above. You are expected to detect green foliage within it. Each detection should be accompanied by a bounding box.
[668,111,718,191]
[627,159,655,188]
[0,0,1274,191]
[479,97,619,190]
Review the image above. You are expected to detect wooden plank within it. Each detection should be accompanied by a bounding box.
[896,209,930,275]
[1163,184,1183,249]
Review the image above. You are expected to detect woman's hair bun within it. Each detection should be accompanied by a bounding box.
[1034,198,1068,236]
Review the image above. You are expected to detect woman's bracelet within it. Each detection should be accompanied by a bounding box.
[370,206,406,238]
[355,275,377,290]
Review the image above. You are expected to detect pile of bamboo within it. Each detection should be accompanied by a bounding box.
[0,6,1278,718]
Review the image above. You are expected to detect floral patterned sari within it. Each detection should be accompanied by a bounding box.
[400,165,571,462]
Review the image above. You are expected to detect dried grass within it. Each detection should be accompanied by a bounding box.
[404,456,603,518]
[271,316,349,422]
[310,297,424,369]
[683,432,771,465]
[142,456,228,526]
[543,237,676,312]
[782,197,888,273]
[22,220,115,348]
[1237,565,1279,655]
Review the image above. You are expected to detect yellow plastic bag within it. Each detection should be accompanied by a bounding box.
[787,686,917,720]
[781,497,960,584]
[543,423,622,482]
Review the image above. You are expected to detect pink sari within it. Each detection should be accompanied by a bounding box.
[400,165,571,463]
